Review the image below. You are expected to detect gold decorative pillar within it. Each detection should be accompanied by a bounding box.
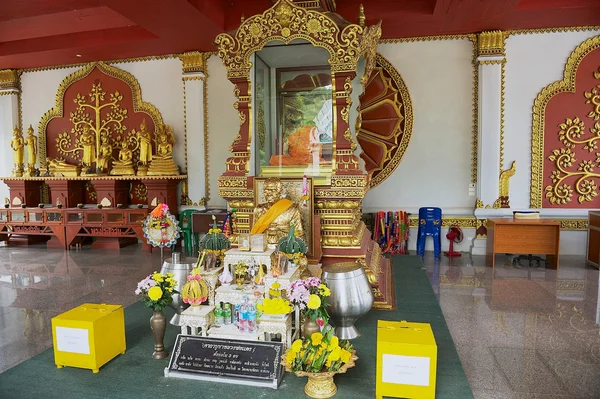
[0,69,21,200]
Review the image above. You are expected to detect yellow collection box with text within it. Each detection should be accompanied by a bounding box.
[376,320,437,399]
[51,303,126,373]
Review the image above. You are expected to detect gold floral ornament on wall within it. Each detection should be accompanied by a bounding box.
[545,116,600,204]
[584,67,600,120]
[55,82,130,165]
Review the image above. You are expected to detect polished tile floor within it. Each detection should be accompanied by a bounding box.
[424,253,600,399]
[0,246,165,374]
[0,245,599,399]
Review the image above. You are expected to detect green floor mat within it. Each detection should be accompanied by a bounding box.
[0,255,472,399]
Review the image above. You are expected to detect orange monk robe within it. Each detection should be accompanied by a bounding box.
[250,199,293,234]
[270,125,326,166]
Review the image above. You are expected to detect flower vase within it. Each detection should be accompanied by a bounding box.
[150,310,168,359]
[301,316,320,339]
[304,372,337,399]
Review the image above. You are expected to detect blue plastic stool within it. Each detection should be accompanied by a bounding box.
[416,207,442,258]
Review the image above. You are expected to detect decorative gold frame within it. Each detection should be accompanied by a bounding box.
[530,35,600,208]
[37,61,164,169]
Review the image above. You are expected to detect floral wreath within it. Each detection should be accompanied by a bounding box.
[142,203,180,248]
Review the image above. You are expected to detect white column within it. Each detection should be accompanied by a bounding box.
[475,57,504,208]
[181,52,209,209]
[472,32,506,255]
[0,71,20,202]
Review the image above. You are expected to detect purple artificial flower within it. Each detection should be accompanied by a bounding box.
[289,284,310,309]
[305,277,321,287]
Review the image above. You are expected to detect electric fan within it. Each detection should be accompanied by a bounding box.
[444,225,463,257]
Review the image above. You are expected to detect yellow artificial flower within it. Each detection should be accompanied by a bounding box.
[327,346,341,362]
[340,349,351,364]
[328,336,339,351]
[152,272,164,283]
[319,284,331,297]
[307,294,321,310]
[320,342,327,350]
[148,286,163,301]
[291,339,303,353]
[311,332,323,346]
[285,350,296,365]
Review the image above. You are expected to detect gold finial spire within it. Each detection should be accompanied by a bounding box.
[241,14,245,23]
[358,4,365,28]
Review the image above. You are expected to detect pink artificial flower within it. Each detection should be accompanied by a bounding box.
[316,318,324,327]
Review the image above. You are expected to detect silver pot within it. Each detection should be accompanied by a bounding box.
[159,252,194,325]
[322,262,374,340]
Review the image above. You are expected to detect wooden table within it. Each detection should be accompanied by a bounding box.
[486,218,560,269]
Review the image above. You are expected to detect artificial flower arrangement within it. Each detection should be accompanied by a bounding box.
[257,297,293,315]
[181,267,209,306]
[283,326,356,373]
[200,215,231,257]
[278,221,307,264]
[289,276,331,327]
[135,271,178,311]
[142,203,180,248]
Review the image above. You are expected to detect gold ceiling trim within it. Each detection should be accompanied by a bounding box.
[530,35,600,208]
[215,0,374,79]
[19,55,178,74]
[507,26,600,37]
[37,61,164,169]
[380,34,472,43]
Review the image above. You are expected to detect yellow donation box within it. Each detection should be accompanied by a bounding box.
[51,303,126,373]
[376,320,437,399]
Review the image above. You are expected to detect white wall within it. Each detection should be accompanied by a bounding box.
[0,94,19,201]
[206,54,237,208]
[363,39,474,214]
[504,30,600,209]
[19,58,186,171]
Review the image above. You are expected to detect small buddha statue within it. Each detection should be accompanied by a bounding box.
[251,177,305,246]
[24,125,38,177]
[80,126,96,174]
[96,135,112,174]
[10,127,25,177]
[110,140,135,176]
[47,158,81,177]
[136,119,153,176]
[147,124,179,176]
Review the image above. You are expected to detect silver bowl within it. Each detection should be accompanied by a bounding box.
[322,262,374,340]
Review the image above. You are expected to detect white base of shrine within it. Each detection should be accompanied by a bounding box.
[163,368,283,389]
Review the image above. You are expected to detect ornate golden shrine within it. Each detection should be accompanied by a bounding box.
[37,61,179,177]
[215,0,393,307]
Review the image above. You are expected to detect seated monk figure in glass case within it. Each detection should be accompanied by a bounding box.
[269,125,325,166]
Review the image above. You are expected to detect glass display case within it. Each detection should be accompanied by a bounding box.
[254,43,333,184]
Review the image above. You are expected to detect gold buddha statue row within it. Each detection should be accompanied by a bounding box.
[40,120,179,178]
[10,125,38,177]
